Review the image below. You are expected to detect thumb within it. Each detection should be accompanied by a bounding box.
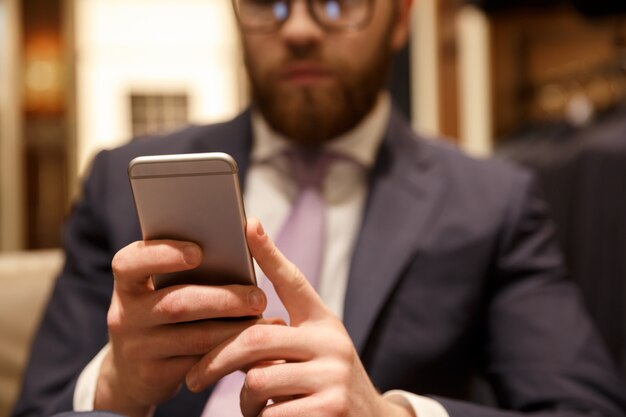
[246,218,329,325]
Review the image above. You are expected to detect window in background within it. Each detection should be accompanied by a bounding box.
[130,92,189,138]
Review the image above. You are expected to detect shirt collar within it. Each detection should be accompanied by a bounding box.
[250,93,391,170]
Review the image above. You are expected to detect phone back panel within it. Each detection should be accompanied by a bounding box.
[128,153,256,289]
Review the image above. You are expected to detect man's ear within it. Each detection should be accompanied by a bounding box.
[390,0,414,52]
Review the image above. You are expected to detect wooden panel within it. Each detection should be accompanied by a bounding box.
[21,0,69,248]
[437,0,461,140]
[0,0,26,251]
[489,6,626,139]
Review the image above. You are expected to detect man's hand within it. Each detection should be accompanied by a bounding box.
[185,219,414,417]
[96,240,268,417]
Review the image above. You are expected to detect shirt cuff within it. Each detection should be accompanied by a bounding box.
[384,390,449,417]
[73,343,111,411]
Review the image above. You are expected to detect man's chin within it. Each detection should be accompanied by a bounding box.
[266,103,349,145]
[256,86,369,146]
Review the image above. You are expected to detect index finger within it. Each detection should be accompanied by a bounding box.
[112,240,202,295]
[245,218,329,325]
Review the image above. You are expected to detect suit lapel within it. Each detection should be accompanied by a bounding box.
[343,111,445,353]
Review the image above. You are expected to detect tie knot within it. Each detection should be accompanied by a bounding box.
[285,149,335,189]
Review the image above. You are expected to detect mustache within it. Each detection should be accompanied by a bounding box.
[285,42,322,61]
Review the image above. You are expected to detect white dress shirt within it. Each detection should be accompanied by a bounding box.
[74,93,448,417]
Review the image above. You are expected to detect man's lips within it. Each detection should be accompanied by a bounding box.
[279,63,334,85]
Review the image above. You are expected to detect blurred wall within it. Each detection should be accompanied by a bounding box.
[74,0,246,175]
[0,0,25,251]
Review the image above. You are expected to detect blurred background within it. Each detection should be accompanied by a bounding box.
[1,0,625,252]
[0,0,625,415]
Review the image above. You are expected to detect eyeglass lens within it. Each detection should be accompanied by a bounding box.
[236,0,370,31]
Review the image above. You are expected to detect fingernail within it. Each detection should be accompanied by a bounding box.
[186,372,198,393]
[183,245,201,265]
[248,289,265,311]
[267,317,287,326]
[256,222,265,237]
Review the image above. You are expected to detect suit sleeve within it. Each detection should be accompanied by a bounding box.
[11,151,116,417]
[437,172,626,417]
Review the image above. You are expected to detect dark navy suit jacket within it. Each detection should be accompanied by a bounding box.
[12,109,626,417]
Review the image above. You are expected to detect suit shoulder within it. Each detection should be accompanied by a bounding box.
[86,112,250,178]
[415,133,533,191]
[398,132,539,226]
[387,109,530,189]
[112,116,247,160]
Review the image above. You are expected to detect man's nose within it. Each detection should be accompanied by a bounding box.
[280,0,324,46]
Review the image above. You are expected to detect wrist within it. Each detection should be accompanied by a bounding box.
[94,349,155,417]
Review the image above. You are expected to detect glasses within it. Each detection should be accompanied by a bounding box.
[232,0,374,33]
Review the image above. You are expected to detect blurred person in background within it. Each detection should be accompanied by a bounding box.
[12,1,626,417]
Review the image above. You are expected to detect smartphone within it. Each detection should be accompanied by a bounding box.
[128,152,257,290]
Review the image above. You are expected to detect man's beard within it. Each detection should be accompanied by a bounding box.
[245,34,394,147]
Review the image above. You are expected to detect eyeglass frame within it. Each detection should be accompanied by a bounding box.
[231,0,376,33]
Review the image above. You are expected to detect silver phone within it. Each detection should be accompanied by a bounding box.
[128,152,257,290]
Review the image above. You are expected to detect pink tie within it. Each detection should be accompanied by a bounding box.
[201,149,333,417]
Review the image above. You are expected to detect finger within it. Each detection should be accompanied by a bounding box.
[112,240,202,295]
[131,355,201,400]
[142,284,266,326]
[186,324,316,392]
[241,362,322,417]
[134,318,262,358]
[245,218,329,325]
[239,359,286,374]
[263,317,288,326]
[256,394,330,417]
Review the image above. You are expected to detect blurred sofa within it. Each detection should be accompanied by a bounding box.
[0,250,63,417]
